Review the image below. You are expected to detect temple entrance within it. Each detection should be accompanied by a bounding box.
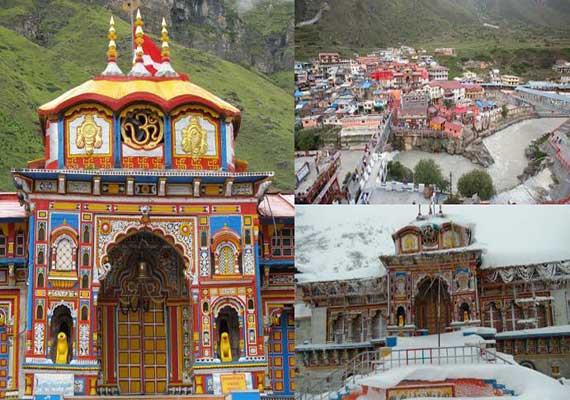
[414,277,451,334]
[98,232,189,396]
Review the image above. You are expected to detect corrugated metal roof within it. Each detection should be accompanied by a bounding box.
[0,193,26,219]
[259,194,294,218]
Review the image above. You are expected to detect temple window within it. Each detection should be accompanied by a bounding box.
[271,227,293,257]
[51,235,77,271]
[217,243,238,275]
[247,298,254,311]
[245,229,252,246]
[15,230,25,256]
[0,231,5,257]
[200,230,208,247]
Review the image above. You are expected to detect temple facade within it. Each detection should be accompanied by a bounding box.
[0,12,294,398]
[296,206,570,384]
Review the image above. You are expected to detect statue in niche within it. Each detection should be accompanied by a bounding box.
[220,332,232,362]
[76,114,103,155]
[398,314,404,327]
[55,332,69,364]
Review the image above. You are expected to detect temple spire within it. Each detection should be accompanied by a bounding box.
[128,9,151,77]
[156,17,178,77]
[101,16,124,76]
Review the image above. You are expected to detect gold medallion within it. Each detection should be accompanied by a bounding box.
[76,114,103,154]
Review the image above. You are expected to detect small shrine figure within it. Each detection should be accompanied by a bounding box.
[56,332,69,364]
[463,310,469,322]
[220,332,232,362]
[398,314,404,327]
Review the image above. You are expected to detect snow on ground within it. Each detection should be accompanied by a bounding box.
[394,118,567,195]
[296,205,570,282]
[359,364,570,399]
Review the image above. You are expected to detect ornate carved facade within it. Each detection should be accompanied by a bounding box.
[0,11,294,398]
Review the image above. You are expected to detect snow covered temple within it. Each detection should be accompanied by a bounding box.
[295,205,570,394]
[0,12,294,398]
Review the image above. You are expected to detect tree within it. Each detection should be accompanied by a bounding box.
[387,161,413,183]
[501,104,508,119]
[413,159,447,190]
[458,170,496,200]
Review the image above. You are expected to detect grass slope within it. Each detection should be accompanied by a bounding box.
[295,0,570,73]
[0,0,293,192]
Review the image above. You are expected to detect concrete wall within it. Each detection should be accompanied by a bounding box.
[311,307,328,344]
[551,289,570,325]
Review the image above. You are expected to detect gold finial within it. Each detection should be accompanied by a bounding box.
[160,17,170,60]
[101,15,124,76]
[155,16,178,77]
[134,8,144,61]
[107,16,117,61]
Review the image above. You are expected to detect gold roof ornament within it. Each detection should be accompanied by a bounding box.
[101,16,124,76]
[128,9,151,77]
[156,17,178,77]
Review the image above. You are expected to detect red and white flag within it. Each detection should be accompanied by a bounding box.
[133,30,162,75]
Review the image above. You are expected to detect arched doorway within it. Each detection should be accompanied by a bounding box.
[98,232,189,395]
[414,277,451,334]
[215,306,240,362]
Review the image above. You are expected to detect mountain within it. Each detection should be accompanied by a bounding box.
[0,0,293,192]
[1,0,293,76]
[295,0,570,59]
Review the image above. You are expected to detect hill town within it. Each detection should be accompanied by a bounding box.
[294,47,570,204]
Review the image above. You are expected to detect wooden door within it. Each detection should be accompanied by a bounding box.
[117,301,168,395]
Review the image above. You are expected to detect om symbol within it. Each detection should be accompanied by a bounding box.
[121,109,164,150]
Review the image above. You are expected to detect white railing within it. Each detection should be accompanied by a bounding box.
[374,345,512,372]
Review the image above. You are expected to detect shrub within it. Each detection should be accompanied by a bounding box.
[458,170,496,200]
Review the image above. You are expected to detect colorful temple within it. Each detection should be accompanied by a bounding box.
[0,12,294,398]
[295,205,570,389]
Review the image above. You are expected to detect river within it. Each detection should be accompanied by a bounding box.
[394,118,567,193]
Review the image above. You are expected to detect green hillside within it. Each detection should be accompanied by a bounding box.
[0,0,293,192]
[295,0,570,72]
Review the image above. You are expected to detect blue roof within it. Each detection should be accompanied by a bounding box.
[294,90,303,97]
[360,80,373,89]
[516,86,570,103]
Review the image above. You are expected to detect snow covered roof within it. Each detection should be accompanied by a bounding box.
[496,324,570,339]
[296,205,570,283]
